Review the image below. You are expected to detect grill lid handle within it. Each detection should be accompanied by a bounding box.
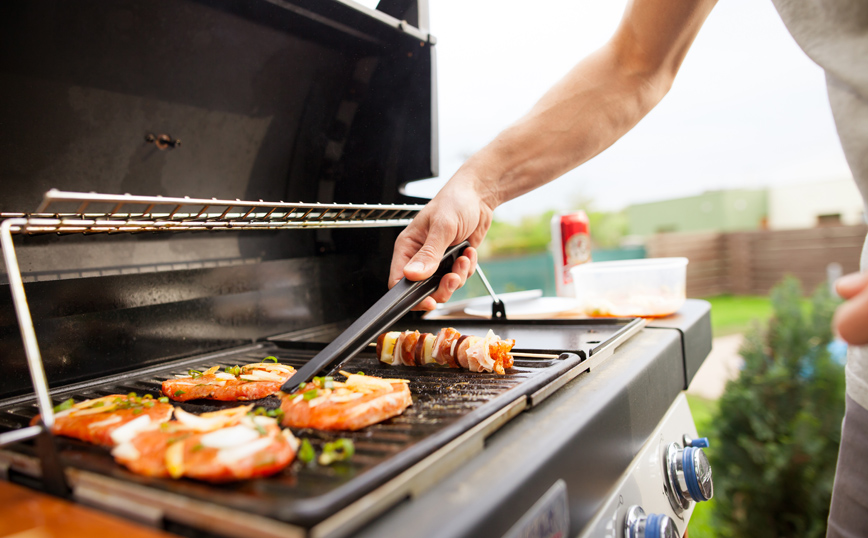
[282,241,471,389]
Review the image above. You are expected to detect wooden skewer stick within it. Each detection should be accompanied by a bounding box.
[365,342,558,360]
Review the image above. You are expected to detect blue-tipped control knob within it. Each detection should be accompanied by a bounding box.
[625,506,679,538]
[685,436,709,448]
[664,441,714,513]
[683,446,713,501]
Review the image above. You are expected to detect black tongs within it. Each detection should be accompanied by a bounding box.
[282,241,471,389]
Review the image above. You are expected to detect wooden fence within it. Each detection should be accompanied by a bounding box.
[645,224,867,297]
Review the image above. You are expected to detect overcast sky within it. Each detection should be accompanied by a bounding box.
[387,0,853,221]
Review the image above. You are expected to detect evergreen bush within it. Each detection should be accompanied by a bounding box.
[711,276,845,537]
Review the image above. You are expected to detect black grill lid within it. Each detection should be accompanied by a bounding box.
[0,0,436,212]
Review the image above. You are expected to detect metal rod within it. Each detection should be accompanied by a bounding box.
[474,265,507,319]
[40,189,423,213]
[0,425,42,447]
[0,219,56,428]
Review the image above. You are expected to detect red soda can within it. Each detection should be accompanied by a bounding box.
[551,211,591,297]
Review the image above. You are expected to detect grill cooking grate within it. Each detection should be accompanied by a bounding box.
[0,339,585,528]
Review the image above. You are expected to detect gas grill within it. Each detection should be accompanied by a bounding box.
[0,1,714,537]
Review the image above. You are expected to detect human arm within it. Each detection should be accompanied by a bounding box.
[835,272,868,345]
[389,0,718,310]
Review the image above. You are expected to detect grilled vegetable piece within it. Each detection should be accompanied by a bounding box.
[380,328,515,374]
[162,361,296,402]
[32,394,173,447]
[112,406,298,482]
[281,372,412,431]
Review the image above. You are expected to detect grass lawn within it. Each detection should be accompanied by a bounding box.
[706,295,773,337]
[705,293,817,337]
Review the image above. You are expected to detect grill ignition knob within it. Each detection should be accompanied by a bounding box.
[624,506,680,538]
[663,440,714,514]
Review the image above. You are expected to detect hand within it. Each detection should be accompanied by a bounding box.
[389,176,495,311]
[834,272,868,345]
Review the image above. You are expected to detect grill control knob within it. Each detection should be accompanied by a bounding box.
[624,506,680,538]
[663,441,714,513]
[683,435,709,448]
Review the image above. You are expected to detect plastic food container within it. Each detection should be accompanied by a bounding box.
[569,257,688,318]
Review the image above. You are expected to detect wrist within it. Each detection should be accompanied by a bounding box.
[453,147,511,211]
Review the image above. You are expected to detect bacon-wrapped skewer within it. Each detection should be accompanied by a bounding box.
[376,328,515,375]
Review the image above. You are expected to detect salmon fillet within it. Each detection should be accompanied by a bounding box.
[162,360,295,402]
[281,371,412,431]
[112,405,297,482]
[33,394,174,447]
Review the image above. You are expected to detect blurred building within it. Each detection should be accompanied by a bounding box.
[768,178,864,229]
[627,179,864,237]
[626,189,767,236]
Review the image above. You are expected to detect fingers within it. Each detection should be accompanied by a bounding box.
[836,272,868,300]
[833,282,868,345]
[411,247,478,311]
[403,220,457,282]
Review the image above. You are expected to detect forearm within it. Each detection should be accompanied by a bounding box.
[465,46,671,207]
[456,0,716,209]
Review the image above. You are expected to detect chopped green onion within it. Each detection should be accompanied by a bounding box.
[303,389,319,401]
[298,439,315,464]
[142,394,153,400]
[174,390,186,397]
[318,438,355,465]
[53,398,74,413]
[132,408,143,415]
[143,400,155,408]
[188,369,203,379]
[324,376,335,390]
[91,401,105,408]
[266,408,285,421]
[297,382,307,391]
[160,422,172,432]
[355,371,365,376]
[158,397,169,403]
[191,443,204,452]
[225,365,241,376]
[254,423,267,436]
[263,356,278,363]
[127,392,137,399]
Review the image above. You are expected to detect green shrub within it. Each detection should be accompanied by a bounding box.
[710,276,844,537]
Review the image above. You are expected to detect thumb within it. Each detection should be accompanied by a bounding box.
[403,226,455,281]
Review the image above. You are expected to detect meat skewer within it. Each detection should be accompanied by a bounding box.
[375,328,517,375]
[366,342,558,360]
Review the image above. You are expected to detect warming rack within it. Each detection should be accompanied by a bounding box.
[0,189,423,234]
[0,190,425,472]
